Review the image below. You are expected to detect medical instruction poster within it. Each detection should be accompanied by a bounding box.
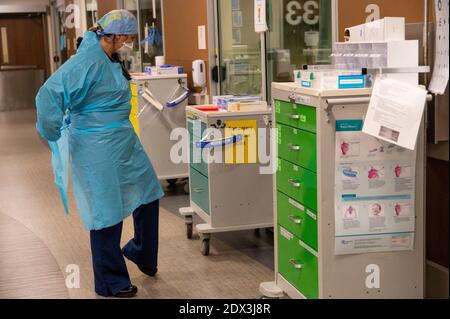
[362,78,427,150]
[334,120,416,255]
[429,0,449,95]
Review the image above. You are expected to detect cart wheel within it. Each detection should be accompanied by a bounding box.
[201,238,210,256]
[183,183,190,194]
[166,179,178,186]
[186,223,193,239]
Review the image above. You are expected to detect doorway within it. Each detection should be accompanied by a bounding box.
[0,12,49,111]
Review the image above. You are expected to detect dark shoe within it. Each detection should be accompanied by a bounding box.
[113,285,138,298]
[138,266,158,277]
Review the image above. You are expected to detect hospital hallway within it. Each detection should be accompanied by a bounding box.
[0,109,274,299]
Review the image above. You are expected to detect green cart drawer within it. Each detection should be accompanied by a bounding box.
[277,159,317,211]
[278,226,318,299]
[188,119,207,138]
[275,100,316,133]
[277,192,318,251]
[277,124,317,172]
[190,140,208,177]
[190,167,210,215]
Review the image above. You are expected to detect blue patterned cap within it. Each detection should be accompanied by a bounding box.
[97,10,138,35]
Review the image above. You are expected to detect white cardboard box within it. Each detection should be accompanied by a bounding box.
[345,17,405,42]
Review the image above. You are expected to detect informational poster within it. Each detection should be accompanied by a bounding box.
[362,77,427,150]
[429,0,449,95]
[335,120,416,255]
[254,0,268,33]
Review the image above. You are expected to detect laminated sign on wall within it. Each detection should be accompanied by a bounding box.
[254,0,268,33]
[334,120,417,255]
[429,0,449,94]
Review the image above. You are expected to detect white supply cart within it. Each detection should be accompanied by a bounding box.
[180,105,275,255]
[131,74,190,187]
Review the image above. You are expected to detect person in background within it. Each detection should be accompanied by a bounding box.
[35,10,164,298]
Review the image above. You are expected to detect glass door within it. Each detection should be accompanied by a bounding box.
[266,0,333,92]
[85,0,98,30]
[213,0,334,101]
[119,0,164,72]
[217,0,263,97]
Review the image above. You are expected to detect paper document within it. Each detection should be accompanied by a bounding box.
[362,78,427,150]
[429,0,449,94]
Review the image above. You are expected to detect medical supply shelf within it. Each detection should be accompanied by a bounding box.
[180,106,274,256]
[260,82,425,299]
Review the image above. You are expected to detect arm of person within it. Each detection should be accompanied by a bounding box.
[35,70,70,142]
[35,60,103,142]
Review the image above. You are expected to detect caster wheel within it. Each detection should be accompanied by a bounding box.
[166,179,178,186]
[186,223,193,239]
[183,183,190,194]
[201,238,210,256]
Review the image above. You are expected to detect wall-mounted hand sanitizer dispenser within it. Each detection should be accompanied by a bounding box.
[192,59,206,88]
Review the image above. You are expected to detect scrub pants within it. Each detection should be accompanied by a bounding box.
[89,200,159,297]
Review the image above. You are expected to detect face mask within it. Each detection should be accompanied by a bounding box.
[117,41,134,55]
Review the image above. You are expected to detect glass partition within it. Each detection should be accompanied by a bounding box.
[85,0,98,30]
[266,0,333,98]
[118,0,164,72]
[214,0,333,100]
[217,0,263,96]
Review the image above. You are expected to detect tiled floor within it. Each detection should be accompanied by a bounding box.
[0,109,275,299]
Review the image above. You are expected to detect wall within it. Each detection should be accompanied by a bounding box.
[162,0,209,91]
[97,0,119,18]
[338,0,434,41]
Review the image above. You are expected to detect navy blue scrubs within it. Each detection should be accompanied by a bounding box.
[89,200,159,297]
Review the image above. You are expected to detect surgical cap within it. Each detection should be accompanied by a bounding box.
[97,9,138,35]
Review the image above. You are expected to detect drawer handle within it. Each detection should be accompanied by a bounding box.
[288,144,301,151]
[289,259,303,270]
[288,114,300,120]
[288,215,303,225]
[288,179,302,188]
[193,187,205,193]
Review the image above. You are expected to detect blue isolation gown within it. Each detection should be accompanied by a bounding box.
[36,31,164,231]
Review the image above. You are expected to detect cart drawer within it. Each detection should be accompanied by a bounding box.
[277,159,317,211]
[277,192,318,251]
[190,167,210,215]
[278,226,318,299]
[275,100,316,133]
[188,119,207,138]
[277,124,317,172]
[190,140,208,177]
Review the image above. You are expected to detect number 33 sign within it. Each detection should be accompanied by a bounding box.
[285,0,320,25]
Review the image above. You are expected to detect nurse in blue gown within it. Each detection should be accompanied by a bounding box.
[35,10,164,298]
